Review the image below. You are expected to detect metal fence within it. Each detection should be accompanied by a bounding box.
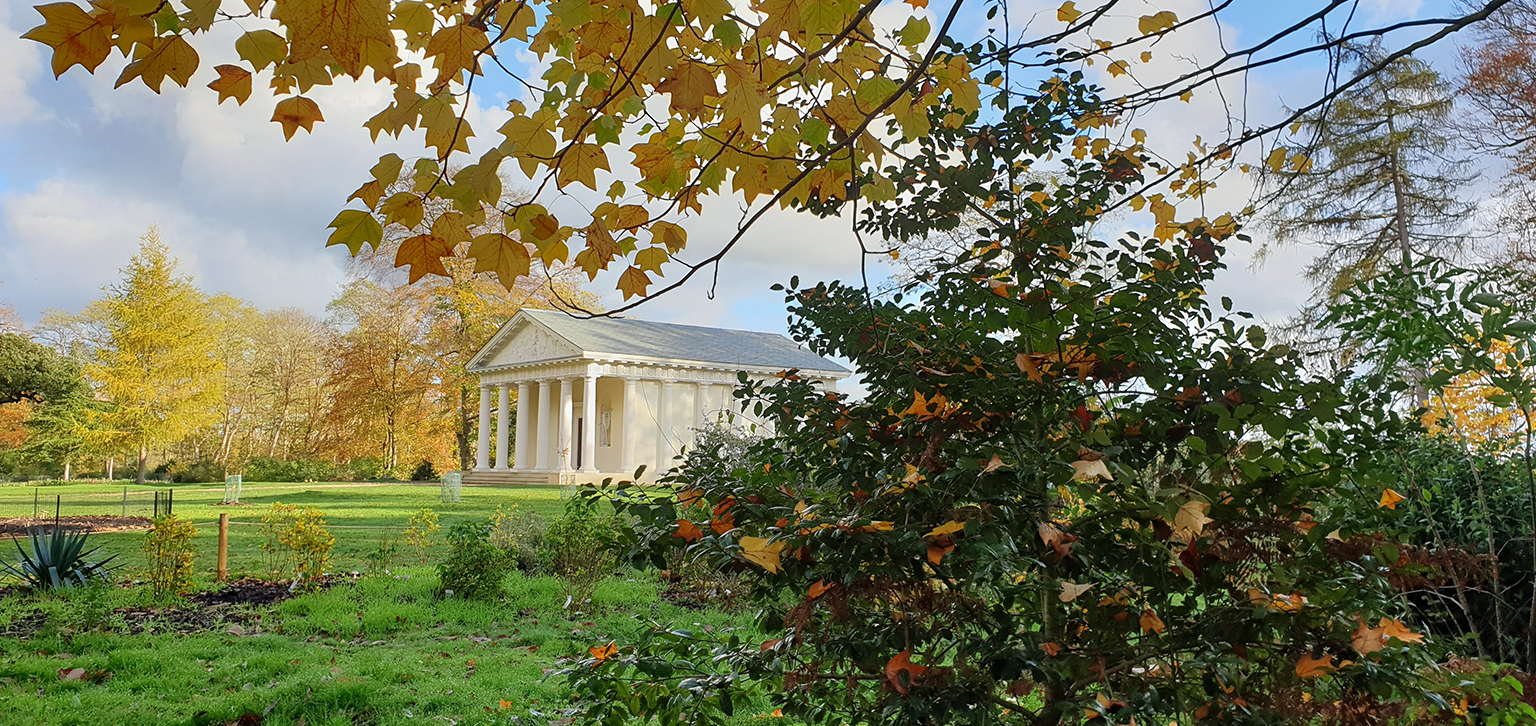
[0,487,176,522]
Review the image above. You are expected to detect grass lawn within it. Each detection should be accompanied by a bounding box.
[0,483,756,726]
[0,482,571,578]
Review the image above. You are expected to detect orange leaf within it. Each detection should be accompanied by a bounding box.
[760,639,781,651]
[884,650,927,695]
[678,488,705,508]
[1379,488,1406,509]
[1378,618,1424,644]
[589,641,618,667]
[1351,616,1386,655]
[1295,653,1337,679]
[674,519,703,542]
[1039,641,1063,656]
[982,454,1007,473]
[927,542,955,565]
[1139,608,1166,635]
[1014,353,1044,383]
[808,580,833,599]
[739,536,785,573]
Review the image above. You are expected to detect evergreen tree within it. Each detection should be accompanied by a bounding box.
[1261,43,1474,303]
[20,389,108,480]
[89,229,224,484]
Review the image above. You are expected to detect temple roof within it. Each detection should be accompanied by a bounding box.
[467,308,850,376]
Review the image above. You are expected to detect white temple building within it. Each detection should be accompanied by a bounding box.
[462,309,850,485]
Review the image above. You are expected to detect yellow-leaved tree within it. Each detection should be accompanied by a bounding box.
[90,229,225,484]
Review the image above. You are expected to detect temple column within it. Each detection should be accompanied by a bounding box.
[475,384,492,470]
[657,380,675,468]
[536,379,554,470]
[620,376,638,472]
[514,381,532,470]
[697,382,714,427]
[581,370,599,472]
[558,377,576,472]
[494,383,511,469]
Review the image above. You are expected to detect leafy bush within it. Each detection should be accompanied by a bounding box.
[409,459,438,482]
[142,514,197,598]
[1,527,116,590]
[245,457,341,483]
[542,499,617,610]
[167,459,225,483]
[488,504,546,570]
[279,507,334,587]
[403,508,439,564]
[364,534,400,575]
[435,520,511,601]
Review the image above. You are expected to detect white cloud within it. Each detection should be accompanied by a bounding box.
[0,1,43,127]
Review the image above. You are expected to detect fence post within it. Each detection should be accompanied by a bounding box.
[168,489,173,516]
[153,491,159,518]
[122,486,127,517]
[33,489,37,518]
[217,513,229,582]
[54,495,60,531]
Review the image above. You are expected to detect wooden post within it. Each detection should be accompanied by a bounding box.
[217,513,229,582]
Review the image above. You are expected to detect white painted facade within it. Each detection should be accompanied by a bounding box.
[463,310,848,484]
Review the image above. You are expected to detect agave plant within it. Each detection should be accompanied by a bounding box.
[2,527,117,590]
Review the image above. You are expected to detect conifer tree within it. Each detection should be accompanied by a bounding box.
[1262,43,1474,303]
[90,229,224,484]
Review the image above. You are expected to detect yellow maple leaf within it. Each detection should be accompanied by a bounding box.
[1056,1,1082,23]
[657,61,718,116]
[115,34,199,93]
[235,29,288,72]
[425,22,488,80]
[325,210,382,255]
[271,95,324,140]
[23,2,113,77]
[1379,489,1405,510]
[1137,10,1178,35]
[468,233,531,288]
[926,520,965,539]
[394,233,454,283]
[208,65,253,105]
[649,221,688,253]
[557,143,611,191]
[273,0,395,78]
[616,266,653,300]
[739,536,785,573]
[1174,500,1211,538]
[1107,60,1129,78]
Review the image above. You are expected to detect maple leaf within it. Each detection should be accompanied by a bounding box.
[1038,522,1077,559]
[1039,641,1063,656]
[650,221,688,253]
[677,488,705,508]
[634,247,670,275]
[589,641,618,667]
[739,536,785,573]
[1058,580,1092,602]
[657,61,719,115]
[115,34,200,93]
[674,518,703,542]
[347,179,384,209]
[927,542,954,565]
[1138,10,1178,35]
[271,95,324,140]
[584,219,622,268]
[926,520,964,539]
[1295,653,1338,679]
[1056,1,1081,23]
[808,580,833,599]
[23,2,113,77]
[325,209,382,255]
[468,233,531,288]
[557,143,611,191]
[1173,500,1212,538]
[1139,608,1166,635]
[884,650,926,695]
[983,454,1007,473]
[1378,488,1405,510]
[425,23,488,81]
[1378,618,1424,644]
[208,65,253,105]
[394,233,454,283]
[379,192,425,229]
[1015,353,1044,383]
[1071,458,1112,482]
[616,266,652,300]
[273,0,396,78]
[235,29,289,71]
[1351,616,1386,655]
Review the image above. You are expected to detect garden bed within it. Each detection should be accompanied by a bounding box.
[0,515,153,537]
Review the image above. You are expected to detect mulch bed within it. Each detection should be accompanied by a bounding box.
[0,516,153,537]
[0,578,308,638]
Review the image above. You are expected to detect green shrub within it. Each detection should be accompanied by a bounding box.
[435,520,511,600]
[409,459,438,482]
[143,514,197,598]
[2,527,116,590]
[364,534,400,575]
[542,499,617,610]
[168,459,225,483]
[404,507,439,564]
[489,504,546,570]
[280,507,334,587]
[245,457,341,483]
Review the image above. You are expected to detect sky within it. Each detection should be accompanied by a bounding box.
[0,0,1488,352]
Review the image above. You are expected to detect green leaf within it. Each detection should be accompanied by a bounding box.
[326,210,383,255]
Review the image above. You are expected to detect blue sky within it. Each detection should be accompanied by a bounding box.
[0,0,1486,352]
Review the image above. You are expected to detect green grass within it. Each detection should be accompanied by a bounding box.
[0,483,758,725]
[0,567,757,725]
[0,481,570,578]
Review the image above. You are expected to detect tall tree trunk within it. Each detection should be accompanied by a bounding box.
[63,461,70,481]
[136,441,148,486]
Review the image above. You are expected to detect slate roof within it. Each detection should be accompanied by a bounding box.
[514,309,849,375]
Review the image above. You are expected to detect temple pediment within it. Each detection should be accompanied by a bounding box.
[473,317,582,369]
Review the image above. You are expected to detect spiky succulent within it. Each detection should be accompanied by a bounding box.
[2,528,117,590]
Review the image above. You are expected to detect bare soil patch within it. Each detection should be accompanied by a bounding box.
[0,515,153,537]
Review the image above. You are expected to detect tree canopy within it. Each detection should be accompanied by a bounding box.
[0,332,85,405]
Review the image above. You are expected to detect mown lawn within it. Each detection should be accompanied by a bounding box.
[0,482,570,577]
[0,483,754,726]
